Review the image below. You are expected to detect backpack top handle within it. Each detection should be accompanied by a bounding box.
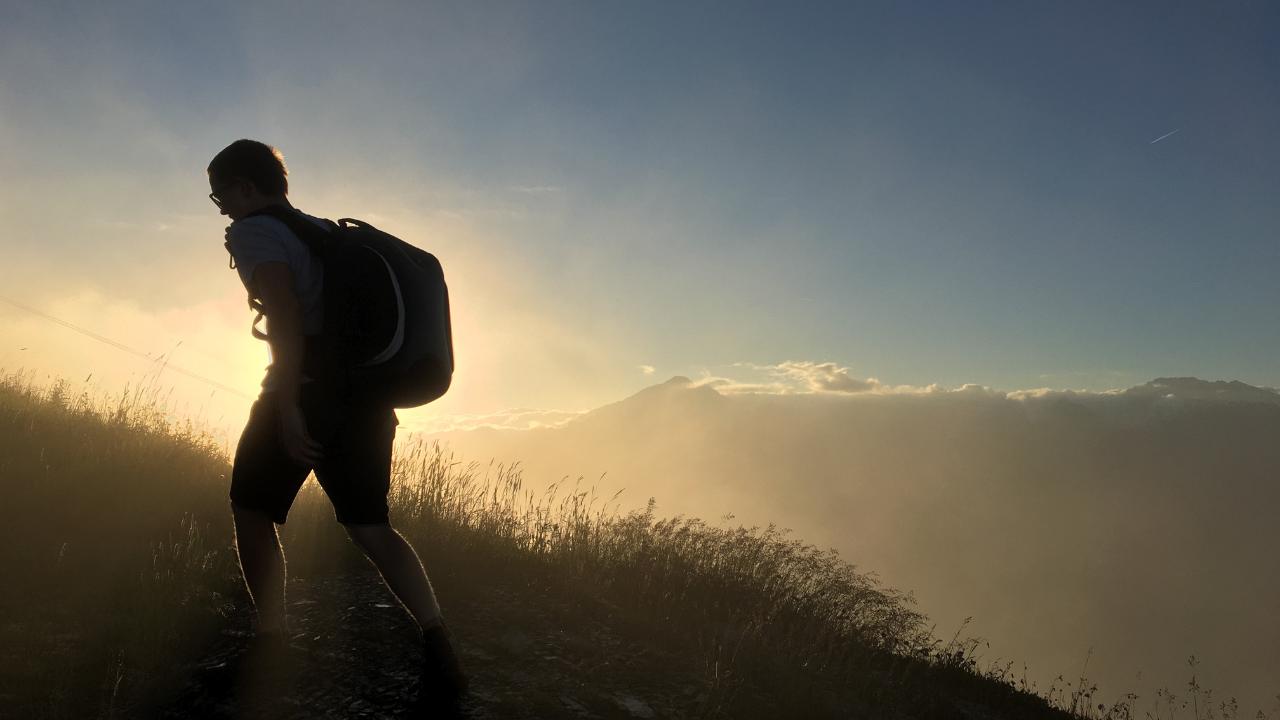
[337,217,377,232]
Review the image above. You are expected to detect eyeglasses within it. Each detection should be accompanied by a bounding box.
[208,181,239,209]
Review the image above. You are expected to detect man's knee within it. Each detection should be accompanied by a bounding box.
[232,501,266,517]
[231,503,278,532]
[342,520,394,546]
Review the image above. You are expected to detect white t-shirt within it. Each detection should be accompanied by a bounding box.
[224,208,330,390]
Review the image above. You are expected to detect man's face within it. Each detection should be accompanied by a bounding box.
[208,176,253,220]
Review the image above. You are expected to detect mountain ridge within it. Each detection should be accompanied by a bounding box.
[421,373,1280,712]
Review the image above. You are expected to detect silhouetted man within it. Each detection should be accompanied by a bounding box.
[210,138,466,708]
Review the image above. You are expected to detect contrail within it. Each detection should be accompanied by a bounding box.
[1149,128,1181,144]
[0,292,254,400]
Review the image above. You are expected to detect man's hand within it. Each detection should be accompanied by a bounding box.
[279,403,324,467]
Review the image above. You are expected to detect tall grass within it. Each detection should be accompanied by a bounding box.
[0,369,239,718]
[0,369,1264,719]
[381,445,935,712]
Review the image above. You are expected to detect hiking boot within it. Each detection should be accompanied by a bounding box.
[419,620,469,709]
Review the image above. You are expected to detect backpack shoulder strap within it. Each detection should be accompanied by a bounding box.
[243,205,338,258]
[237,205,337,341]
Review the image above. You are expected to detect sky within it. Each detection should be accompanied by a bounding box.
[2,1,1279,447]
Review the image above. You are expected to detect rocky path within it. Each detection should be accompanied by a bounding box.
[152,568,725,719]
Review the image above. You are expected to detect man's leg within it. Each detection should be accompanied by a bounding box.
[232,503,289,635]
[343,522,443,633]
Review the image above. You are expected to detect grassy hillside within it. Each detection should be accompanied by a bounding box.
[0,370,1243,719]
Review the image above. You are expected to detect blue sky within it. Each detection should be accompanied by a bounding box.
[2,1,1278,438]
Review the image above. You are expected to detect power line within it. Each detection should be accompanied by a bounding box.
[0,292,255,401]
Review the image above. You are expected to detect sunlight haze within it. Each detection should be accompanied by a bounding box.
[2,2,1279,715]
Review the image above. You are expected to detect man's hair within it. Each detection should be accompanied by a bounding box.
[207,139,289,196]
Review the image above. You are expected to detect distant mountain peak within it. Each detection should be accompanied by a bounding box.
[568,375,726,427]
[1126,377,1280,404]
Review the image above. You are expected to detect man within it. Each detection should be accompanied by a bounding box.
[210,139,467,707]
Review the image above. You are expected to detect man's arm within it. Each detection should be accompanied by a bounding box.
[251,262,306,409]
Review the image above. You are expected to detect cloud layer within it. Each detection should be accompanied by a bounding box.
[425,367,1280,713]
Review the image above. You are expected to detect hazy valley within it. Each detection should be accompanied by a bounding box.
[428,376,1280,713]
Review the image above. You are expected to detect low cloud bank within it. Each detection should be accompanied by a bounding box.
[425,369,1280,713]
[413,407,586,434]
[704,361,1280,404]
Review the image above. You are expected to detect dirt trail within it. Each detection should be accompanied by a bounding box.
[152,568,722,719]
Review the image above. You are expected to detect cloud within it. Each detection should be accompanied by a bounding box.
[639,364,655,376]
[729,360,892,394]
[692,371,791,395]
[710,361,1134,400]
[773,361,881,393]
[1124,376,1280,403]
[408,407,587,434]
[669,364,1280,419]
[1003,377,1280,407]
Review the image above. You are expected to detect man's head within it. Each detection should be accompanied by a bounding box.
[207,139,291,220]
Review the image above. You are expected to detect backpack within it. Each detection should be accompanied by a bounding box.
[235,205,454,409]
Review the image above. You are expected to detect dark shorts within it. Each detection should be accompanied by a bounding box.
[230,382,400,525]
